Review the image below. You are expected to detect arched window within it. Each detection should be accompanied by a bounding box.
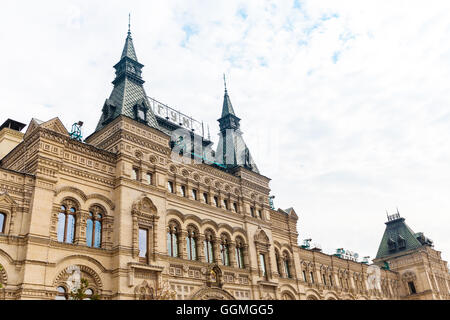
[186,227,198,261]
[56,286,68,300]
[275,250,282,276]
[204,230,215,263]
[0,213,5,233]
[235,238,245,269]
[167,222,179,257]
[57,204,77,244]
[220,235,230,266]
[86,206,103,248]
[283,252,291,278]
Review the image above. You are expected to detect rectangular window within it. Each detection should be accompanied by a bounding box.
[259,254,267,278]
[408,281,417,294]
[203,193,209,204]
[214,196,219,207]
[250,207,255,217]
[233,203,238,213]
[303,271,307,282]
[258,210,263,219]
[310,272,315,284]
[180,186,186,197]
[168,181,174,193]
[146,173,153,185]
[132,168,139,181]
[0,213,5,233]
[329,275,333,286]
[139,228,148,260]
[192,189,198,200]
[323,274,327,285]
[223,199,228,210]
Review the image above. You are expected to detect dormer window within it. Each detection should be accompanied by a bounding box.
[388,238,397,252]
[134,104,148,123]
[398,235,406,249]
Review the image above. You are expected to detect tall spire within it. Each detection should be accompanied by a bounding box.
[215,77,259,174]
[94,20,159,132]
[121,16,138,61]
[221,74,236,117]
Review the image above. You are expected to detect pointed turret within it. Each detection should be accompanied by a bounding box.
[94,23,158,132]
[215,77,259,174]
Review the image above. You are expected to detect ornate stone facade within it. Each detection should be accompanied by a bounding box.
[0,28,448,301]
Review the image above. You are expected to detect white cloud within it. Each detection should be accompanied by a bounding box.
[1,0,450,263]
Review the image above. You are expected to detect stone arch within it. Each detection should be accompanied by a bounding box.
[166,209,185,222]
[281,291,296,300]
[279,284,298,296]
[54,186,87,202]
[219,231,232,242]
[0,248,14,264]
[59,197,82,213]
[280,243,294,255]
[87,203,108,217]
[305,289,321,300]
[232,227,247,239]
[132,195,157,216]
[201,219,219,232]
[86,194,115,210]
[184,214,203,227]
[273,240,282,250]
[325,292,339,300]
[55,255,107,273]
[190,287,236,300]
[254,228,269,243]
[217,223,234,236]
[53,264,103,293]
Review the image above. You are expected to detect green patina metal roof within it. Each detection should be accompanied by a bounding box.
[221,89,236,118]
[95,29,159,132]
[121,31,138,61]
[375,215,431,260]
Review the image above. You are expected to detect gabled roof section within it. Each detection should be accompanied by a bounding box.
[375,215,426,260]
[24,117,69,140]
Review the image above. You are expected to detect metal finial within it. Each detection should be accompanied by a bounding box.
[128,13,131,35]
[223,74,227,92]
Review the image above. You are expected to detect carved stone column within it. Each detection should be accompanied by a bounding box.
[74,209,88,246]
[179,230,188,259]
[213,238,220,264]
[228,242,236,268]
[197,235,205,261]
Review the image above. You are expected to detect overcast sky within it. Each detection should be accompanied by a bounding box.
[1,0,450,264]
